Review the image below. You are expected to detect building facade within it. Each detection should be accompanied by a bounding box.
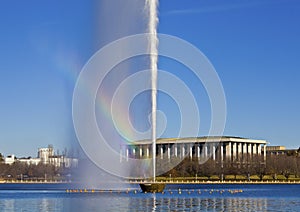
[3,146,78,168]
[38,146,54,164]
[120,136,267,165]
[266,146,299,156]
[4,155,16,165]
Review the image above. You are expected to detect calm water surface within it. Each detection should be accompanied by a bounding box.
[0,184,299,211]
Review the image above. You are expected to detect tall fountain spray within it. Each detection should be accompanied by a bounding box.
[146,0,159,182]
[139,1,165,193]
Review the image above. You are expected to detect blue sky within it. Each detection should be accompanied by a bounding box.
[158,0,300,148]
[0,0,299,157]
[0,0,95,156]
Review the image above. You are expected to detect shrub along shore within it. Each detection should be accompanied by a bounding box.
[128,175,300,184]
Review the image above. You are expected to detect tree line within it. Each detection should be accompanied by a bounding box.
[0,161,74,181]
[2,150,300,181]
[159,152,300,180]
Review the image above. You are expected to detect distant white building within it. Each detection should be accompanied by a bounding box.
[3,146,78,168]
[18,157,41,166]
[49,156,78,168]
[38,146,54,164]
[37,145,78,168]
[4,155,16,165]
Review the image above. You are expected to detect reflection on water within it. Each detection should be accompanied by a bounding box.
[1,198,64,211]
[1,194,299,212]
[1,185,300,212]
[129,196,269,212]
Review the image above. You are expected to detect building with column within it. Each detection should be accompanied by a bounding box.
[38,146,54,164]
[3,146,78,168]
[266,146,299,156]
[120,136,267,166]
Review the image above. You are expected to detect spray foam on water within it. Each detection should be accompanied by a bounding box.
[146,0,159,181]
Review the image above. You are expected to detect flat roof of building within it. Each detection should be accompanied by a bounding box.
[266,146,286,151]
[128,136,267,145]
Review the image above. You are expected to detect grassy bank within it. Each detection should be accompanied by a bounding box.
[129,175,300,184]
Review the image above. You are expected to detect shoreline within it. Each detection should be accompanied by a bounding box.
[0,180,300,192]
[0,180,71,184]
[1,180,300,185]
[129,181,300,185]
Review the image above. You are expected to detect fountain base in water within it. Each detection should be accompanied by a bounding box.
[139,183,166,193]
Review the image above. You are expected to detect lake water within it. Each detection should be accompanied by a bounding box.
[0,184,299,211]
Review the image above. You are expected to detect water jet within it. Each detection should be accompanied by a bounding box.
[139,0,166,193]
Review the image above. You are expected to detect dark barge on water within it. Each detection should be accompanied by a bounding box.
[139,183,166,193]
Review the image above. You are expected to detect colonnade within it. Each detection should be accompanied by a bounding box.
[120,141,267,164]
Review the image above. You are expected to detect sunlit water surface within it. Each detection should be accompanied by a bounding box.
[0,184,299,211]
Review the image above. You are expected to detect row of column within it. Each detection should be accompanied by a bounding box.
[120,143,216,161]
[120,142,266,163]
[226,142,266,162]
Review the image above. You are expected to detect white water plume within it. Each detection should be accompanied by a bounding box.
[75,0,151,188]
[146,0,159,181]
[73,1,227,186]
